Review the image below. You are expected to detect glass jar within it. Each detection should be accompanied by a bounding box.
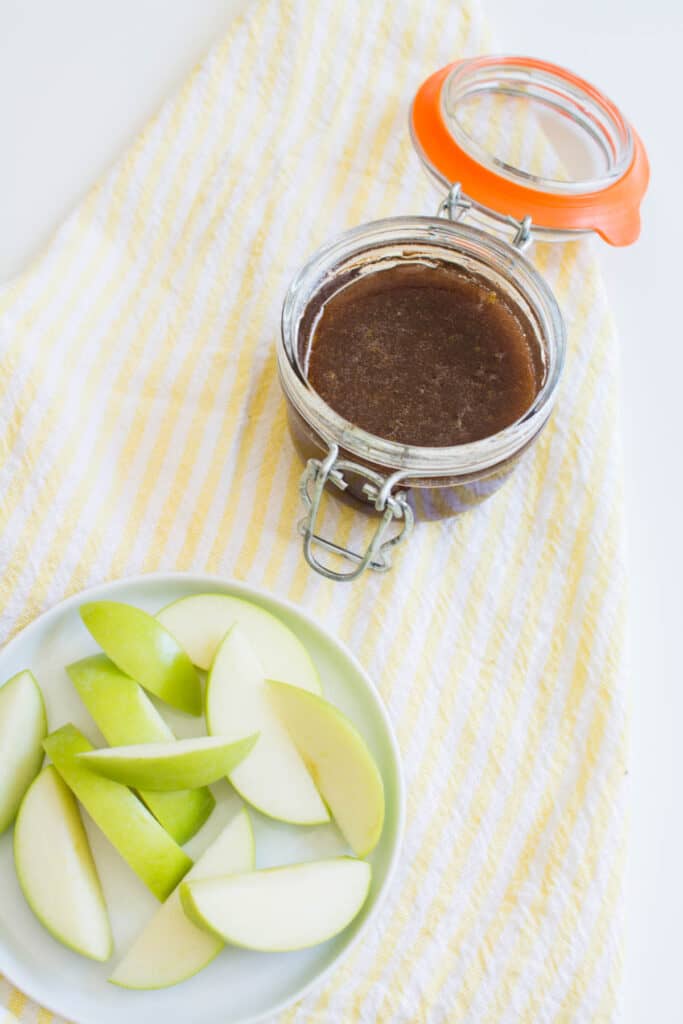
[278,56,648,581]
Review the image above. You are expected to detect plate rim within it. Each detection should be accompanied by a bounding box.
[0,571,406,1024]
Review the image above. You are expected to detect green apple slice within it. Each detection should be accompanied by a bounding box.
[110,808,254,989]
[181,857,371,952]
[156,592,321,690]
[14,766,112,961]
[68,655,214,844]
[0,669,47,834]
[267,681,385,857]
[78,735,258,790]
[79,601,201,715]
[206,625,328,825]
[44,725,192,901]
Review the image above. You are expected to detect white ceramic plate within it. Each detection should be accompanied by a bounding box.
[0,573,404,1024]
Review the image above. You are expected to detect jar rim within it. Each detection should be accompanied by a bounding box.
[279,216,566,478]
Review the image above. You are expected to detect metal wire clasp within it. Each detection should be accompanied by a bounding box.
[298,445,414,582]
[437,182,534,252]
[437,181,472,222]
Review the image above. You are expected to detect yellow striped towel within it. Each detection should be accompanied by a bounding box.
[0,0,627,1020]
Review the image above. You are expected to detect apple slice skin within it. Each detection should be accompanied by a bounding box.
[109,808,254,990]
[206,625,329,826]
[78,734,259,790]
[14,766,112,962]
[44,725,192,902]
[156,593,321,691]
[267,681,385,857]
[181,858,372,952]
[79,601,201,715]
[0,670,47,834]
[68,655,214,844]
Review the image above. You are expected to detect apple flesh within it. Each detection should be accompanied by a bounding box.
[109,808,254,989]
[156,592,321,690]
[206,625,328,825]
[14,766,112,961]
[44,725,192,901]
[79,601,201,715]
[78,734,258,790]
[267,681,385,857]
[68,655,214,844]
[181,857,371,952]
[0,669,47,834]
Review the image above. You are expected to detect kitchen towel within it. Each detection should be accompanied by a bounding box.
[0,0,627,1020]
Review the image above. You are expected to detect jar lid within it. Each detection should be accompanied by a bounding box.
[410,55,649,245]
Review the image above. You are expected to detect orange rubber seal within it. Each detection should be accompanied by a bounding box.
[411,57,649,246]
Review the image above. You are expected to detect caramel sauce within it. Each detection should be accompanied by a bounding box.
[307,262,543,447]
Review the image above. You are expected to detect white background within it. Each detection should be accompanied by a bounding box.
[1,1,681,1021]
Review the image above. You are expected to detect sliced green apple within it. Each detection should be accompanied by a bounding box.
[0,669,47,834]
[14,766,112,961]
[110,808,254,989]
[206,625,328,825]
[156,592,321,690]
[267,680,385,857]
[79,601,201,715]
[181,857,371,952]
[44,725,192,901]
[78,734,258,791]
[68,655,214,844]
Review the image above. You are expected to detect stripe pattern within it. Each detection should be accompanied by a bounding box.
[0,1,627,1021]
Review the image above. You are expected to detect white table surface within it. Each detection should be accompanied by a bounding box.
[1,1,681,1021]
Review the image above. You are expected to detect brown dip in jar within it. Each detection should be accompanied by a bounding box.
[306,261,544,448]
[279,218,565,580]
